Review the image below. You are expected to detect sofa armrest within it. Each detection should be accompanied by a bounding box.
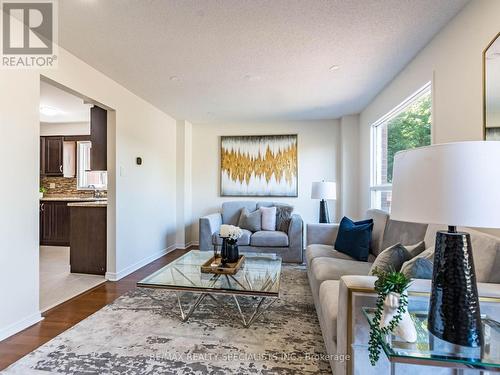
[288,214,304,260]
[306,223,339,246]
[199,213,222,251]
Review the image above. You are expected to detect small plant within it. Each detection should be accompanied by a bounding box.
[368,268,412,365]
[39,186,47,194]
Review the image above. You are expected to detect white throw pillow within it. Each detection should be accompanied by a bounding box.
[260,206,277,231]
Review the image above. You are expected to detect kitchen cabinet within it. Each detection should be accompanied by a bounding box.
[41,136,64,176]
[40,137,45,175]
[90,105,107,171]
[40,201,70,246]
[69,205,106,275]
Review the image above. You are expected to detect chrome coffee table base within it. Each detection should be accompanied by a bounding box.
[142,288,277,328]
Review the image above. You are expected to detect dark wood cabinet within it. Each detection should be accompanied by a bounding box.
[41,136,64,176]
[40,137,45,175]
[70,206,107,275]
[90,106,107,171]
[40,201,70,246]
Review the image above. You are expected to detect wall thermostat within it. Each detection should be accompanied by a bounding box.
[136,157,142,165]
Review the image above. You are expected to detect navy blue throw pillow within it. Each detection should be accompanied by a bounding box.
[334,217,374,261]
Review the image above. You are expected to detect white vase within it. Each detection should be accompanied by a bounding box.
[379,291,417,343]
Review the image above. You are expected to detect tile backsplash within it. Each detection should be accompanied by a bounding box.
[41,177,107,198]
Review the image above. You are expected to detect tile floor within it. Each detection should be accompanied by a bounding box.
[39,246,105,312]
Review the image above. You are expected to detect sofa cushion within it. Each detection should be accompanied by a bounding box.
[213,229,252,246]
[238,208,261,232]
[308,257,373,300]
[366,209,390,256]
[424,225,500,283]
[368,243,412,275]
[334,217,373,261]
[319,280,340,340]
[222,201,257,225]
[306,244,357,265]
[406,241,426,257]
[250,230,289,247]
[381,219,428,251]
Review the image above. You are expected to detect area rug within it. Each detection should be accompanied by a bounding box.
[3,266,330,374]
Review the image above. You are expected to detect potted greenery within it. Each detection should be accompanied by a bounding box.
[368,268,414,365]
[39,186,47,199]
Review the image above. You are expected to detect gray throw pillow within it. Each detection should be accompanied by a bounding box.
[238,208,261,232]
[401,257,434,279]
[400,246,434,279]
[405,241,426,257]
[274,204,294,232]
[368,243,412,275]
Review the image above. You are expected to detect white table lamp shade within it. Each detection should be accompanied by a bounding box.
[391,141,500,228]
[311,181,337,200]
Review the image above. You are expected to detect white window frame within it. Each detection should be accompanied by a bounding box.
[370,82,432,211]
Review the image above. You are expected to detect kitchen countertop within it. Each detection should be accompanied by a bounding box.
[67,201,108,208]
[40,196,107,202]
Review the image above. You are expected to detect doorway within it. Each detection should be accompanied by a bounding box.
[39,79,108,312]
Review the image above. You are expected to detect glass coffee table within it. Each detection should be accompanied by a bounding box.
[137,250,282,327]
[362,307,500,373]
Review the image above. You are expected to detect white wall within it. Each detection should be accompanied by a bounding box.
[0,72,42,340]
[190,120,340,243]
[176,120,193,248]
[358,0,500,236]
[40,121,90,136]
[0,46,177,339]
[340,115,360,219]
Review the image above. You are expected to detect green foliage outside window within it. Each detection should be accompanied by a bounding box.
[386,93,431,183]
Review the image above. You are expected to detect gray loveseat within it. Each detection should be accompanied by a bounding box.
[199,201,303,263]
[306,209,500,375]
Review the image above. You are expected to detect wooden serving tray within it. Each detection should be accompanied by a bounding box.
[201,255,245,275]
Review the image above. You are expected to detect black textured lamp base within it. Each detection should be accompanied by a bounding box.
[319,199,330,224]
[428,230,483,348]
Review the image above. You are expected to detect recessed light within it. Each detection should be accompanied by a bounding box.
[40,105,61,116]
[169,76,180,81]
[329,65,340,71]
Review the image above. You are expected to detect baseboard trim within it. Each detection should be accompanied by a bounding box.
[105,244,177,281]
[0,311,43,341]
[175,241,197,250]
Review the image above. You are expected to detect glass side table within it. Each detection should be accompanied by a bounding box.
[362,307,500,373]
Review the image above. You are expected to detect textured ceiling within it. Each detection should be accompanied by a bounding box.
[58,0,469,123]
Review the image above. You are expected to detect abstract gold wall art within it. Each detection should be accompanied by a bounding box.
[221,135,298,197]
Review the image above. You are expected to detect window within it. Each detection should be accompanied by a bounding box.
[370,83,432,212]
[77,141,108,190]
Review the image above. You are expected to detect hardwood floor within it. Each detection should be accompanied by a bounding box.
[0,249,188,371]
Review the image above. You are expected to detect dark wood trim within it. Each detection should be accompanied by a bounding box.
[0,249,189,370]
[90,106,107,170]
[63,135,91,142]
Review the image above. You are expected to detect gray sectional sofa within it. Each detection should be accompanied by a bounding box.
[199,201,303,263]
[306,209,500,375]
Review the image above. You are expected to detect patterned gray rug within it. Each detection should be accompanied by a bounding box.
[3,266,330,374]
